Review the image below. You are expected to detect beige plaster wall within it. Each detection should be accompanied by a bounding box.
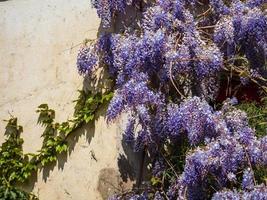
[0,1,134,199]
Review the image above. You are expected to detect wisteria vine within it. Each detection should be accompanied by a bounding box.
[78,0,267,199]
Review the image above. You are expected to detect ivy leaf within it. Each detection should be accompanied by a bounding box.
[56,144,68,154]
[84,114,94,123]
[37,104,48,110]
[46,139,54,147]
[101,92,113,103]
[86,97,94,104]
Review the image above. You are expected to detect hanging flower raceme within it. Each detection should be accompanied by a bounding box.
[91,0,133,27]
[77,44,99,76]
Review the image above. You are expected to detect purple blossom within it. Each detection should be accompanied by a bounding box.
[136,105,151,126]
[250,69,262,79]
[227,172,237,182]
[180,135,246,197]
[210,0,230,15]
[246,0,267,8]
[247,139,264,165]
[213,185,267,200]
[154,191,164,200]
[77,46,98,75]
[224,109,255,145]
[260,136,267,165]
[194,44,223,79]
[152,158,165,177]
[134,129,151,152]
[108,192,149,200]
[91,0,136,28]
[212,190,241,200]
[143,6,173,32]
[106,74,162,122]
[167,97,227,145]
[242,185,267,200]
[242,168,255,191]
[123,116,135,143]
[241,8,267,44]
[129,193,148,200]
[106,93,125,122]
[84,1,267,199]
[165,42,191,77]
[229,97,238,106]
[214,16,236,56]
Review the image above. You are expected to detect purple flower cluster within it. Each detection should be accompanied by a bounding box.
[91,0,138,27]
[167,97,228,145]
[77,45,98,75]
[242,168,254,190]
[212,185,267,200]
[210,0,230,15]
[213,1,267,69]
[167,98,267,199]
[246,0,267,8]
[78,0,267,199]
[106,73,162,122]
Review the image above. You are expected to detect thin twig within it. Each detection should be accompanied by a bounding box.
[197,25,216,30]
[160,150,179,179]
[169,62,186,99]
[197,5,212,18]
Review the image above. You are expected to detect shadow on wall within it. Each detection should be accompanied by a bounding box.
[42,122,96,181]
[21,114,96,192]
[21,3,146,198]
[20,71,108,193]
[94,2,151,193]
[97,3,142,36]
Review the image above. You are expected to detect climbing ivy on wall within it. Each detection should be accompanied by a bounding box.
[0,118,38,200]
[0,90,113,199]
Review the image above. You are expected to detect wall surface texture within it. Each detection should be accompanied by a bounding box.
[0,1,134,199]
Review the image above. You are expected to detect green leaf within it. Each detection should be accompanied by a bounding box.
[86,97,94,104]
[41,159,47,166]
[10,190,17,200]
[151,177,161,186]
[46,139,54,147]
[37,104,48,110]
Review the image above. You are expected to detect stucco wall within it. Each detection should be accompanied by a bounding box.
[0,1,135,199]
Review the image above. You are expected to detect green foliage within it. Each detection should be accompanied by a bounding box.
[0,118,37,199]
[72,90,113,127]
[0,90,113,200]
[0,186,37,200]
[237,98,267,138]
[33,90,113,167]
[237,98,267,186]
[150,136,191,190]
[34,103,68,166]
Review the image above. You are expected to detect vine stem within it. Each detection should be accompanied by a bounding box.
[244,148,257,186]
[197,25,216,29]
[197,5,212,18]
[169,61,186,99]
